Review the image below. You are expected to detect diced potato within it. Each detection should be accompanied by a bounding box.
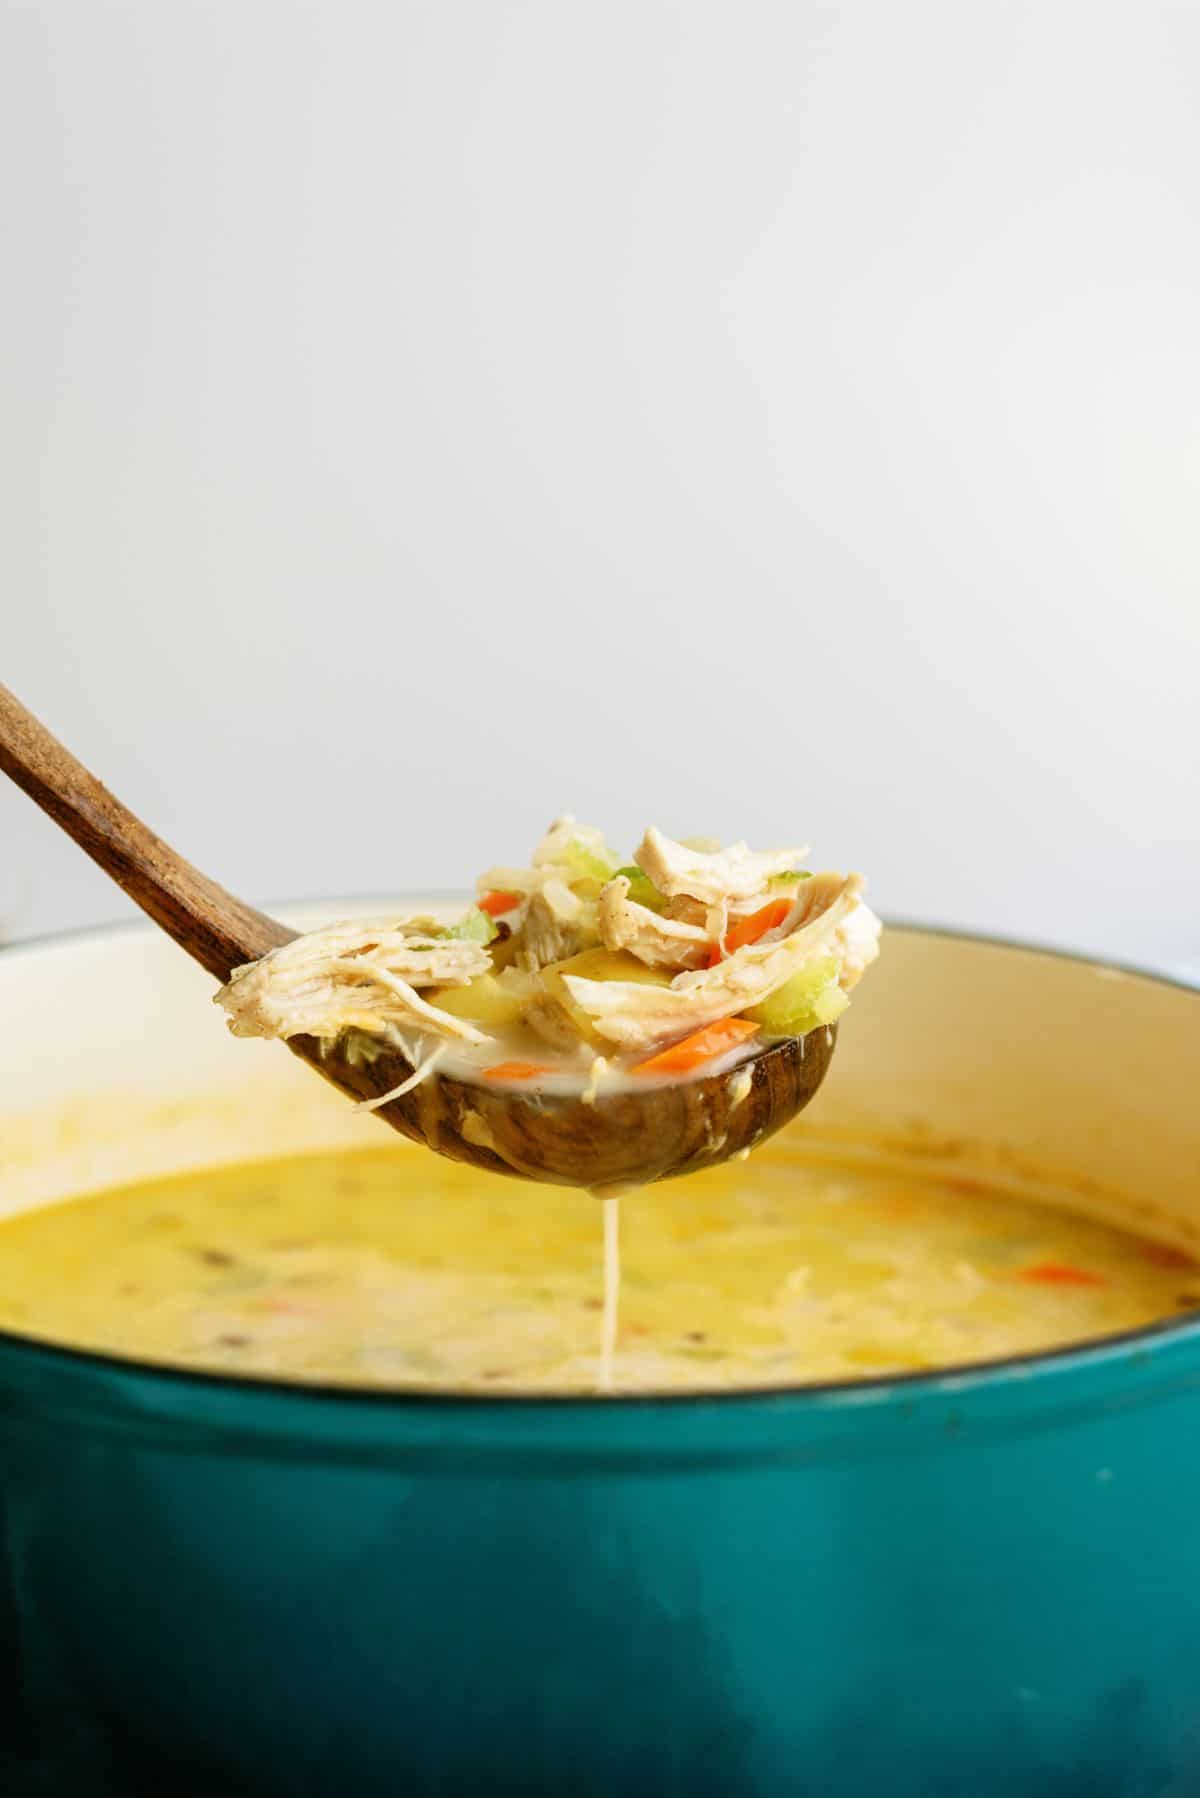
[431,972,536,1029]
[540,948,671,1048]
[543,947,673,988]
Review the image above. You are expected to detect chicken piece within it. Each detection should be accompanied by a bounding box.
[776,873,881,988]
[657,892,731,944]
[597,875,712,971]
[662,895,709,928]
[517,890,594,971]
[563,877,871,1051]
[215,917,491,1046]
[634,826,808,905]
[832,901,882,989]
[523,991,589,1053]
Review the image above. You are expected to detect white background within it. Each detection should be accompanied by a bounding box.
[2,3,1197,973]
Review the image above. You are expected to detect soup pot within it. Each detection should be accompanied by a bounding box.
[0,913,1197,1798]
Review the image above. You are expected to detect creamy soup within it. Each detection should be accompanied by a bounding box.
[0,1140,1191,1393]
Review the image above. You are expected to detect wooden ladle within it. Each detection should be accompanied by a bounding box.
[0,686,836,1189]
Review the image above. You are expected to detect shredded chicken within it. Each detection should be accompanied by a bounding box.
[777,871,844,926]
[772,872,881,988]
[216,917,490,1046]
[523,991,587,1052]
[518,890,593,971]
[355,1044,448,1112]
[831,897,881,988]
[597,875,711,970]
[634,826,808,904]
[564,878,873,1050]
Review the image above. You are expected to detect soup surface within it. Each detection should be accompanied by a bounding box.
[0,1141,1192,1392]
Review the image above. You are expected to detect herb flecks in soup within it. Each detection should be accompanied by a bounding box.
[214,817,881,1095]
[0,1144,1190,1393]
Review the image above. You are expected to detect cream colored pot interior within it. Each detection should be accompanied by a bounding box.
[1,912,1197,1254]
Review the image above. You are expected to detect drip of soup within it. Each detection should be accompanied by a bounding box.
[0,1142,1191,1393]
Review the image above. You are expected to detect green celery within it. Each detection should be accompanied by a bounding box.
[613,865,666,913]
[745,957,846,1036]
[443,907,499,946]
[561,840,619,886]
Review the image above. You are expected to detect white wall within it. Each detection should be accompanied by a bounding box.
[2,3,1197,973]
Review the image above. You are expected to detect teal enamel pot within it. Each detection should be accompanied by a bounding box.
[0,913,1197,1798]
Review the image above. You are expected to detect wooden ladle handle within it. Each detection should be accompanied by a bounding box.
[0,684,843,1187]
[0,684,293,980]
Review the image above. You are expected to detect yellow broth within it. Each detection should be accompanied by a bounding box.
[0,1143,1192,1393]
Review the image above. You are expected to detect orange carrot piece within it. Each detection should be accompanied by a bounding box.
[479,890,523,917]
[633,1016,759,1077]
[482,1060,557,1082]
[706,898,792,967]
[1018,1261,1107,1288]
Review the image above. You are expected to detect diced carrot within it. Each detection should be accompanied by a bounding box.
[482,1060,557,1082]
[1018,1261,1108,1288]
[479,890,523,917]
[727,897,791,952]
[633,1016,759,1077]
[706,898,792,967]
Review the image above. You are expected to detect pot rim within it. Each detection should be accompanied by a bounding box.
[0,906,1196,1417]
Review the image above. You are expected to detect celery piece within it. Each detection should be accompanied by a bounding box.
[745,957,844,1036]
[443,906,499,946]
[811,982,850,1026]
[613,866,666,913]
[561,841,619,887]
[767,870,812,889]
